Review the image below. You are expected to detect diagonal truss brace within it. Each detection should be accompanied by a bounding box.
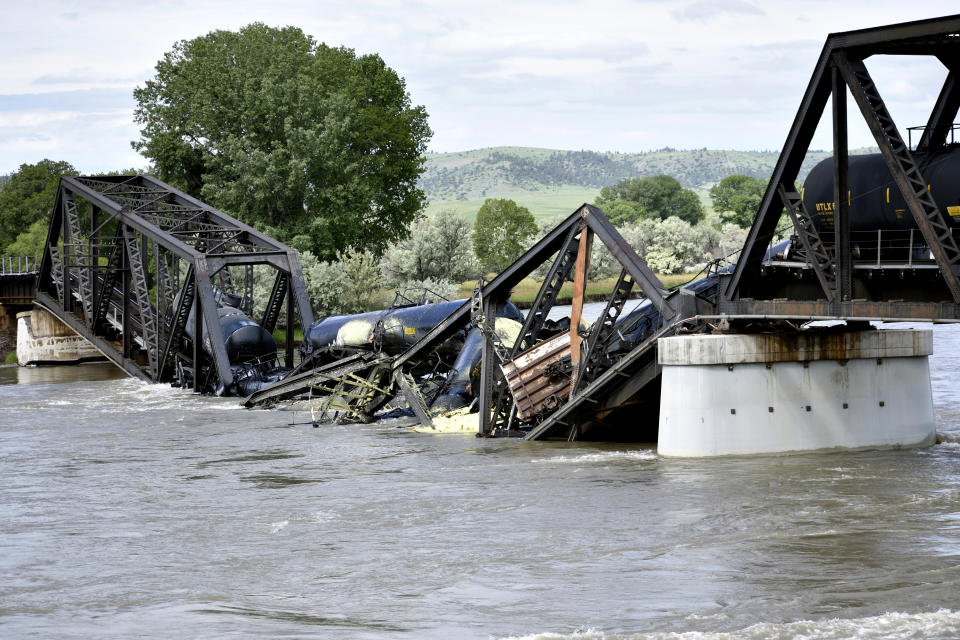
[778,184,836,301]
[573,267,635,395]
[122,225,159,375]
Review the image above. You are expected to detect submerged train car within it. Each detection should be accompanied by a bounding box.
[177,290,286,396]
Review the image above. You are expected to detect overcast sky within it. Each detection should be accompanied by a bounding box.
[1,1,958,174]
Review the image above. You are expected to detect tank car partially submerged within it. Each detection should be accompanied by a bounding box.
[174,289,287,396]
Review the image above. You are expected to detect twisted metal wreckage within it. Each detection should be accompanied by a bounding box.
[245,203,710,442]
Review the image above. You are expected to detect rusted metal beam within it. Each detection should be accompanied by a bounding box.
[568,227,593,379]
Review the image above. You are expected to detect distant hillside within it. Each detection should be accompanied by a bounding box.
[420,146,875,220]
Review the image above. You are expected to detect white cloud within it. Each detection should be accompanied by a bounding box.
[1,0,959,171]
[671,0,765,22]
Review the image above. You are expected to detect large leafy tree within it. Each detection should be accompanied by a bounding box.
[594,175,703,225]
[709,174,766,228]
[132,23,432,259]
[0,159,76,253]
[473,198,537,272]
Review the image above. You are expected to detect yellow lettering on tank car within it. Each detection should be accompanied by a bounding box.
[404,327,416,335]
[948,206,960,217]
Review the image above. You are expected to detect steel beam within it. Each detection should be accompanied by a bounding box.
[832,66,852,302]
[778,185,835,301]
[918,63,960,151]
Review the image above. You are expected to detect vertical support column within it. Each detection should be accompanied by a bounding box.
[61,195,73,313]
[832,66,851,302]
[285,275,295,368]
[90,205,99,320]
[193,277,203,393]
[121,225,131,360]
[477,296,499,436]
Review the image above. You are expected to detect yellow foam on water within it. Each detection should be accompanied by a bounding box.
[409,406,478,434]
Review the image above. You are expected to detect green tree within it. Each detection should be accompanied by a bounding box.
[380,209,478,285]
[132,23,432,260]
[472,198,537,272]
[709,174,767,228]
[620,217,715,275]
[6,220,48,258]
[594,175,703,225]
[339,247,382,313]
[0,159,76,252]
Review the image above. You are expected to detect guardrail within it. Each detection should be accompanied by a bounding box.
[0,256,39,275]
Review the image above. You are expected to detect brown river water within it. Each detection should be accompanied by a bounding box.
[1,319,960,639]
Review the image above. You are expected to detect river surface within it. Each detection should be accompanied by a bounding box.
[2,321,960,639]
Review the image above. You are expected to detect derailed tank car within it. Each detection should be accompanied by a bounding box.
[175,290,287,396]
[298,298,526,415]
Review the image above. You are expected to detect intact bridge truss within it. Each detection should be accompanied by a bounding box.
[36,175,313,392]
[723,14,960,319]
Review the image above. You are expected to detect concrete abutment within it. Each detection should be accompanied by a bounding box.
[16,307,104,366]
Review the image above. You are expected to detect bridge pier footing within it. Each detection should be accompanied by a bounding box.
[657,329,935,457]
[16,307,104,366]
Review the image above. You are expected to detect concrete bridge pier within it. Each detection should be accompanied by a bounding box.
[16,307,104,366]
[657,329,935,457]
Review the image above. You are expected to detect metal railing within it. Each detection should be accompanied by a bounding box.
[907,123,960,151]
[0,256,39,275]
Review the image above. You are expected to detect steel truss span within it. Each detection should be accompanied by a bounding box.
[724,14,960,319]
[36,175,313,394]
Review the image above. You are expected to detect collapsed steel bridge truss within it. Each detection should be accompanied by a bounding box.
[36,175,313,391]
[242,204,701,440]
[724,14,960,320]
[388,204,700,440]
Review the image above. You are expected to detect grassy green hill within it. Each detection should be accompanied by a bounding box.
[420,146,875,221]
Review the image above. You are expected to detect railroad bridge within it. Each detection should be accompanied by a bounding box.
[0,257,38,328]
[30,175,312,392]
[21,15,960,454]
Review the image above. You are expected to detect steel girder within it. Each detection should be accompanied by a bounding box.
[36,175,314,391]
[725,14,960,309]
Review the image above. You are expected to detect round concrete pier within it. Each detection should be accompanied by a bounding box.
[657,329,935,457]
